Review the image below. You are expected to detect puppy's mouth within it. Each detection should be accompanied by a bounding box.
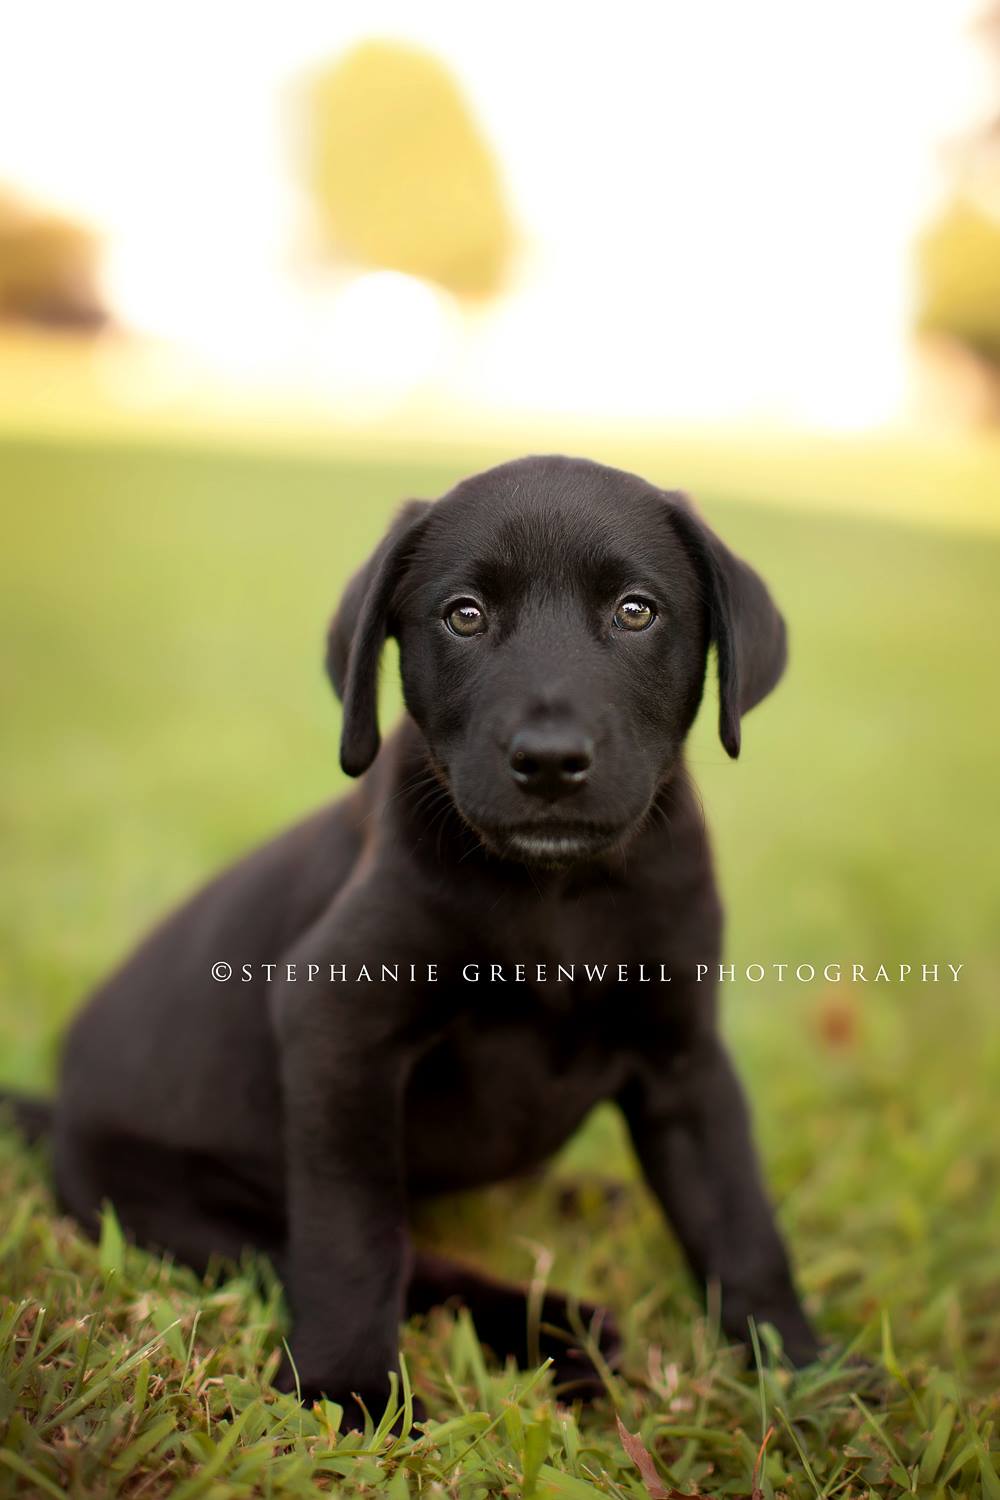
[484,820,625,868]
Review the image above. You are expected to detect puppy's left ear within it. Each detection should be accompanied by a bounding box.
[666,493,787,760]
[326,500,432,777]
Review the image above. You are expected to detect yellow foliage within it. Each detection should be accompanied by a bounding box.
[300,41,513,298]
[917,198,1000,366]
[0,192,104,328]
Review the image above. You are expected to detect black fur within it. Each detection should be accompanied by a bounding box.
[17,455,818,1426]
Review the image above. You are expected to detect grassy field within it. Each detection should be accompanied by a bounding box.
[1,434,998,1497]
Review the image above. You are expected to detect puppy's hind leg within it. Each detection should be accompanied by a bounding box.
[407,1250,619,1398]
[54,1128,284,1277]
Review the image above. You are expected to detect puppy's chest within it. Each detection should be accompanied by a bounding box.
[404,1000,626,1193]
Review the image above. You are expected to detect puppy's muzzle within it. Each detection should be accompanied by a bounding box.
[508,725,593,801]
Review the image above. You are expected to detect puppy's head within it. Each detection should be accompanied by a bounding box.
[327,456,786,866]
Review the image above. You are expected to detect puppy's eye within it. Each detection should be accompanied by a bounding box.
[445,599,487,637]
[613,596,656,631]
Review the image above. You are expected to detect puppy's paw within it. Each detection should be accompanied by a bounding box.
[274,1359,423,1433]
[814,1347,887,1392]
[539,1295,621,1401]
[722,1295,821,1370]
[331,1389,426,1435]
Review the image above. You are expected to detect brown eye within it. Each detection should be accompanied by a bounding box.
[613,596,656,631]
[445,599,487,637]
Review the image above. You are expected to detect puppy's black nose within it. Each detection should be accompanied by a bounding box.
[508,726,593,799]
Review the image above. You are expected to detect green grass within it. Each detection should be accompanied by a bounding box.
[1,434,998,1497]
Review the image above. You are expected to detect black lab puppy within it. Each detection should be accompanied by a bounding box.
[33,456,818,1422]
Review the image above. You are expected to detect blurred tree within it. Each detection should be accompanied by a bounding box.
[917,201,1000,365]
[298,41,513,298]
[0,191,106,329]
[916,6,1000,370]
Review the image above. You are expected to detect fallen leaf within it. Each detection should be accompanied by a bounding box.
[616,1415,704,1500]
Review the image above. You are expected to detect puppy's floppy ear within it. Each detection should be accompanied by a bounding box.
[666,493,787,760]
[326,500,432,777]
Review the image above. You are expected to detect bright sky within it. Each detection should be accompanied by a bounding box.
[0,0,991,430]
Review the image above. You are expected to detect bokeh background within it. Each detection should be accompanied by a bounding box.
[1,2,1000,1494]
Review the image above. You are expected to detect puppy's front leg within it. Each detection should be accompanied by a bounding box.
[270,955,431,1424]
[623,1033,819,1366]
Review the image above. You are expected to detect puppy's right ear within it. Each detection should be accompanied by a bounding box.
[326,500,432,777]
[665,493,787,760]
